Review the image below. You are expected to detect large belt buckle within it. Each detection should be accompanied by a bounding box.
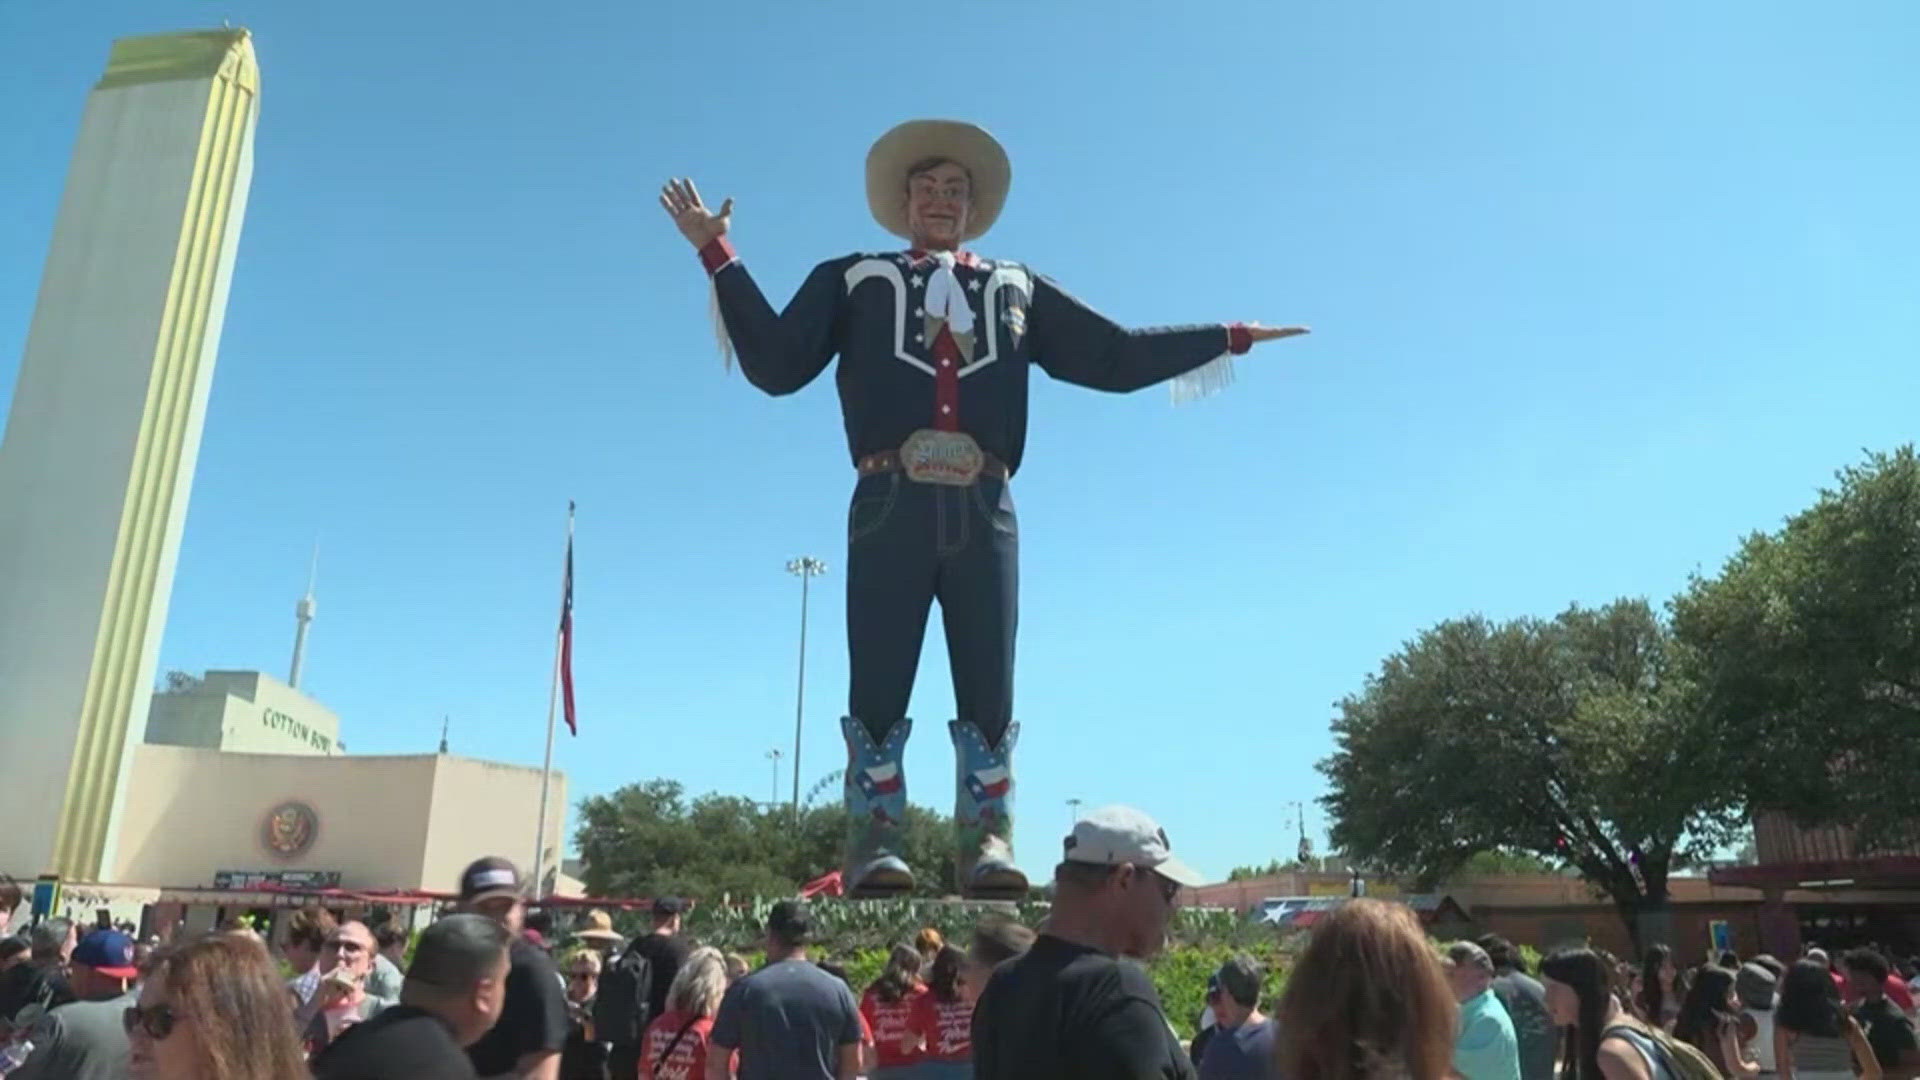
[901,429,984,486]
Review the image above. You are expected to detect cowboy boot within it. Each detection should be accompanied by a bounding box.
[951,719,1027,899]
[842,715,915,898]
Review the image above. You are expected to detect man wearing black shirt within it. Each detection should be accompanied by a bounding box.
[457,857,570,1080]
[314,914,512,1080]
[1846,949,1920,1080]
[973,805,1206,1080]
[606,897,691,1079]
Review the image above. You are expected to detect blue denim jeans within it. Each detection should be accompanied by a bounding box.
[846,471,1018,748]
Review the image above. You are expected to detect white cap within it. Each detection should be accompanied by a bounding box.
[1063,805,1206,888]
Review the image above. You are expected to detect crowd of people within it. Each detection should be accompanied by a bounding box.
[1,808,1916,1080]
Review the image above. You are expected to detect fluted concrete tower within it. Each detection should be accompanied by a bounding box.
[289,547,316,689]
[0,29,260,881]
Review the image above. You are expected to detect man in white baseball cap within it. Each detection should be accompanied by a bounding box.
[972,805,1204,1079]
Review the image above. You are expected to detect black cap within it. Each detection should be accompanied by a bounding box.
[459,856,523,903]
[1214,954,1265,1008]
[652,897,686,918]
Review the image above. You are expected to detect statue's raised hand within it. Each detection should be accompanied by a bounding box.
[1247,324,1310,343]
[659,178,732,250]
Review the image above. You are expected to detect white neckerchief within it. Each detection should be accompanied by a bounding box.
[922,251,975,336]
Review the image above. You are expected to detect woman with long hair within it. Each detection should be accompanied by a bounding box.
[1638,945,1680,1032]
[1540,946,1667,1080]
[1773,959,1879,1080]
[1273,898,1457,1080]
[640,946,731,1080]
[126,933,307,1080]
[910,945,974,1079]
[1673,964,1759,1078]
[862,944,929,1079]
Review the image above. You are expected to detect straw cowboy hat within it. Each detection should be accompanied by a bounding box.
[866,119,1012,243]
[572,909,624,945]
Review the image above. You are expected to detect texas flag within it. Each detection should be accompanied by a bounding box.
[966,765,1011,802]
[856,762,903,799]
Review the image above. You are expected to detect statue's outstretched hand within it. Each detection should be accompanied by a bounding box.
[659,178,732,250]
[1247,324,1310,344]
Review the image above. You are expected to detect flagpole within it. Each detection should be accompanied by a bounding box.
[531,502,573,900]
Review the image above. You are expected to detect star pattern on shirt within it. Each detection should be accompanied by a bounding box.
[910,274,924,288]
[969,278,983,292]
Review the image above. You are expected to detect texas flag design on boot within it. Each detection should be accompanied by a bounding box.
[965,765,1010,803]
[857,761,904,798]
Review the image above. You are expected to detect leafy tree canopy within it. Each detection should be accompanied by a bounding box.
[574,778,961,899]
[1320,599,1742,943]
[1672,446,1920,850]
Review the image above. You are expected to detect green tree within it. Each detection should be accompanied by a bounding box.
[575,778,963,898]
[1319,599,1741,946]
[1225,859,1289,882]
[1457,849,1559,877]
[1672,447,1920,850]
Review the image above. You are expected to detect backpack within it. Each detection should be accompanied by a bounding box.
[1603,1021,1725,1080]
[594,944,654,1047]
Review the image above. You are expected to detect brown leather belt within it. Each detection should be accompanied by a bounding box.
[858,448,1009,481]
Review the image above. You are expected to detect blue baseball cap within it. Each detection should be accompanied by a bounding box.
[72,929,138,979]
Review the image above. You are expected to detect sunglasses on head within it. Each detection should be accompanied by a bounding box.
[123,1004,183,1040]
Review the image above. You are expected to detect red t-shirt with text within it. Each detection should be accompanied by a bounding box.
[911,992,974,1063]
[860,985,927,1069]
[640,1010,716,1080]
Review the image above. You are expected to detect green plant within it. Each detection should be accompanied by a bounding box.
[628,898,1054,954]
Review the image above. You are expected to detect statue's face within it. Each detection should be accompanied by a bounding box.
[904,161,973,249]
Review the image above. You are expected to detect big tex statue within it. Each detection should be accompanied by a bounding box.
[662,120,1307,899]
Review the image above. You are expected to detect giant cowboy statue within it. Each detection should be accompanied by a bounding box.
[661,120,1307,900]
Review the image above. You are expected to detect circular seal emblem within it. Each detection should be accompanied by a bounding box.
[261,800,318,859]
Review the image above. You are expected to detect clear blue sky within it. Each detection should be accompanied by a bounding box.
[2,1,1916,886]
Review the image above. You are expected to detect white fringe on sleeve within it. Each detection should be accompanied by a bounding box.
[1171,353,1235,405]
[711,279,737,374]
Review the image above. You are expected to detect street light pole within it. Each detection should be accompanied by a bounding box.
[1067,798,1083,829]
[786,557,827,824]
[766,748,783,807]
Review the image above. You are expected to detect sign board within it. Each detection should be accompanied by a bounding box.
[213,870,341,890]
[1709,919,1733,956]
[259,706,334,753]
[29,876,59,918]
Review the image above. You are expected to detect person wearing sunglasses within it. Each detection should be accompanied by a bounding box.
[125,933,306,1080]
[972,805,1206,1080]
[295,921,386,1057]
[312,914,513,1080]
[559,950,609,1080]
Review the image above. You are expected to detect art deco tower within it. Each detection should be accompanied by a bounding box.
[0,29,260,881]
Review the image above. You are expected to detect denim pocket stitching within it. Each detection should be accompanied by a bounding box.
[969,480,1017,538]
[848,473,901,544]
